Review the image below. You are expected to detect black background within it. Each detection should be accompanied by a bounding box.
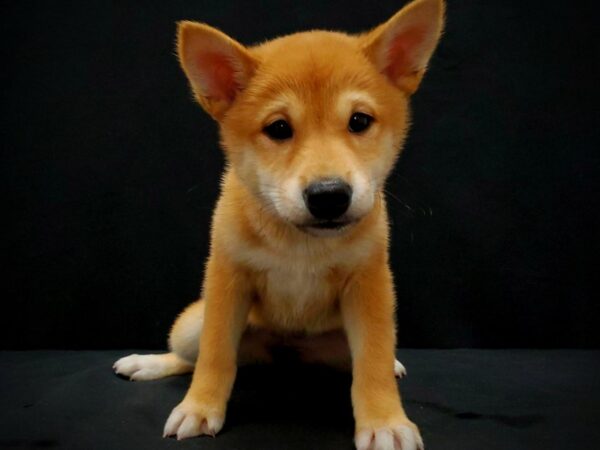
[2,0,598,350]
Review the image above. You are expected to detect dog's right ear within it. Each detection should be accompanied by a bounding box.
[177,21,258,120]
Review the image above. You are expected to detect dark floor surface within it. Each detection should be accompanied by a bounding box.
[2,350,599,450]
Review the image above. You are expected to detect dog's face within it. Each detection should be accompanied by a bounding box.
[178,0,444,236]
[221,33,410,236]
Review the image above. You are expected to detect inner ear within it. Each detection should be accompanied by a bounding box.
[196,51,238,102]
[384,27,427,81]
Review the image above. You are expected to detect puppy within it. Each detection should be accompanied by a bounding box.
[114,1,444,448]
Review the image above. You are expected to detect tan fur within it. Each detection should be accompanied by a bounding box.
[115,1,444,448]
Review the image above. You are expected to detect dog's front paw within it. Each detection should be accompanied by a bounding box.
[163,398,225,440]
[355,419,423,450]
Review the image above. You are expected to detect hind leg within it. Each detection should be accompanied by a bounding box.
[168,300,275,365]
[113,301,204,381]
[113,300,273,380]
[293,330,407,378]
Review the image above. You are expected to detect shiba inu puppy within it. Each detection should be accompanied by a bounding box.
[113,0,444,448]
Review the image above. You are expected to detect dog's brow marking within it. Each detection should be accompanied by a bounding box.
[336,91,378,116]
[259,92,303,124]
[262,99,288,116]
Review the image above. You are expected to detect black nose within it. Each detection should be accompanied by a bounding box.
[303,179,352,220]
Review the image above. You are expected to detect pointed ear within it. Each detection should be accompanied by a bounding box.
[177,21,258,120]
[361,0,445,95]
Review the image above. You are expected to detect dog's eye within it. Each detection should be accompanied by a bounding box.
[348,112,374,133]
[263,119,293,141]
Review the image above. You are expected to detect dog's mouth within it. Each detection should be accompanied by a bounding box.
[297,219,357,235]
[309,220,351,229]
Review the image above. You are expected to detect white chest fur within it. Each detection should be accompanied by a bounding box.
[267,266,329,308]
[257,265,339,332]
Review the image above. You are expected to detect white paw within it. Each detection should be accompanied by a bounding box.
[394,359,407,378]
[355,423,423,450]
[113,354,173,381]
[163,399,224,440]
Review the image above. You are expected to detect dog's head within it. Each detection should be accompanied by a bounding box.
[177,0,444,236]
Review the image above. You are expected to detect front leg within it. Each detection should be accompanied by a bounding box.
[341,254,423,450]
[163,254,251,440]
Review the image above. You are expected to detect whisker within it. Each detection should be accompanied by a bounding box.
[383,188,416,217]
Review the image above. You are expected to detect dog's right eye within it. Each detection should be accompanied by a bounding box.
[263,120,293,141]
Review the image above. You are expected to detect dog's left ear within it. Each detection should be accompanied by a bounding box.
[361,0,445,95]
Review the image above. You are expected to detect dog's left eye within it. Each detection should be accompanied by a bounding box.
[348,112,374,133]
[263,119,294,141]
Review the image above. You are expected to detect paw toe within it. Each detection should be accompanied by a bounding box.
[355,429,374,450]
[374,428,394,450]
[163,409,185,438]
[394,359,407,378]
[176,415,202,440]
[392,424,423,450]
[113,355,140,378]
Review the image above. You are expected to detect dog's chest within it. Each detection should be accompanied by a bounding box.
[266,267,327,307]
[253,265,340,331]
